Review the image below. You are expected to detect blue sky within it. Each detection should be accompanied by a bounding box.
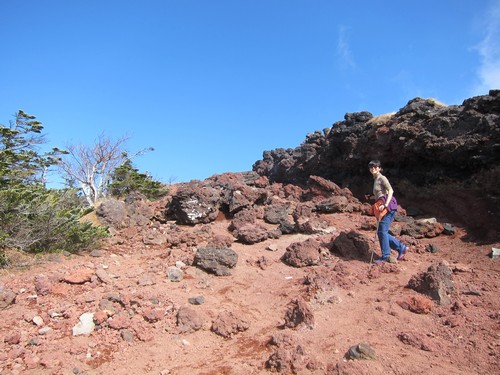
[1,1,499,184]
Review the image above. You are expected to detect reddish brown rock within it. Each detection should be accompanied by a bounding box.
[34,274,52,296]
[211,311,249,338]
[62,268,95,284]
[142,307,164,323]
[177,306,203,333]
[398,295,434,314]
[4,332,21,345]
[108,313,131,330]
[282,238,322,267]
[283,298,315,329]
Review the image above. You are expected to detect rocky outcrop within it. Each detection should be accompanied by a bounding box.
[252,90,500,241]
[253,91,500,189]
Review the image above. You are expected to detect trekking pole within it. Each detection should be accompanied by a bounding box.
[370,219,380,265]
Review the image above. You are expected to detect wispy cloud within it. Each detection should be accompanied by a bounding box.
[337,25,355,69]
[472,0,500,95]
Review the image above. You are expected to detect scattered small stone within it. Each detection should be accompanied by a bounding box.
[426,244,439,253]
[418,217,437,224]
[176,260,187,269]
[177,307,203,333]
[38,326,52,335]
[398,295,434,314]
[266,244,279,252]
[108,313,131,330]
[142,307,164,323]
[194,247,238,276]
[47,253,64,262]
[4,333,21,345]
[167,266,184,282]
[283,299,314,329]
[188,296,205,305]
[90,249,104,257]
[463,288,482,296]
[33,315,44,327]
[387,255,398,264]
[63,269,95,284]
[491,248,500,259]
[34,275,52,296]
[93,310,108,325]
[120,329,134,342]
[95,268,112,284]
[72,312,95,336]
[346,342,377,360]
[442,223,456,235]
[0,287,17,309]
[137,273,156,286]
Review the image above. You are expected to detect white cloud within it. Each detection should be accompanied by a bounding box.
[337,25,355,69]
[473,0,500,95]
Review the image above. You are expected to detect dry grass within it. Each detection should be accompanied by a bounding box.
[367,112,396,126]
[79,210,102,226]
[428,97,448,107]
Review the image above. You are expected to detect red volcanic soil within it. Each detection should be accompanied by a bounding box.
[0,208,498,374]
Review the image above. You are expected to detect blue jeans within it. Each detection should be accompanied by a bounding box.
[377,210,404,258]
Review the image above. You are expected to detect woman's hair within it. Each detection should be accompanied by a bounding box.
[368,160,382,168]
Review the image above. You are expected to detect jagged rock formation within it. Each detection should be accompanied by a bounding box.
[252,90,500,242]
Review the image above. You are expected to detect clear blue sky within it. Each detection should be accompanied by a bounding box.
[1,1,499,184]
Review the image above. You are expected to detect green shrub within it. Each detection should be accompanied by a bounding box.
[108,160,168,200]
[0,111,109,263]
[0,186,108,256]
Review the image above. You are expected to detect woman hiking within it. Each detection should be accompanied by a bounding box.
[369,160,408,262]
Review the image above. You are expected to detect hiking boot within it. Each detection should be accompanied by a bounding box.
[397,246,408,261]
[375,257,387,263]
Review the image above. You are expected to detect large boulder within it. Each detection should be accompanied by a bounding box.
[96,193,154,229]
[407,261,455,305]
[330,230,372,261]
[96,199,128,229]
[167,183,222,225]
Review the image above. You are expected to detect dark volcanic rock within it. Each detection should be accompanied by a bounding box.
[167,183,222,225]
[234,224,270,244]
[194,246,238,276]
[252,91,500,241]
[330,230,372,261]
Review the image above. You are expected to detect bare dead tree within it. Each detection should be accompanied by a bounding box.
[58,134,153,206]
